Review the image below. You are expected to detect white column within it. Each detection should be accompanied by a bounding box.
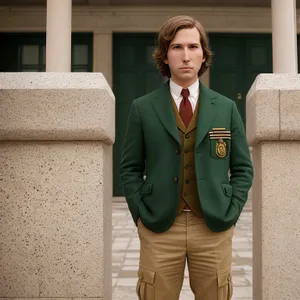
[46,0,72,72]
[272,0,298,73]
[93,31,113,87]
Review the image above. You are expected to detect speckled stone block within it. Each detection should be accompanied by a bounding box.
[252,142,300,300]
[0,73,115,142]
[280,90,300,139]
[247,74,300,300]
[246,89,280,146]
[247,73,300,146]
[0,73,113,299]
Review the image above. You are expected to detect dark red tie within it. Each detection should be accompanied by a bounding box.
[179,88,193,127]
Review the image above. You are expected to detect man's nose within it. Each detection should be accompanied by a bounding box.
[182,48,190,62]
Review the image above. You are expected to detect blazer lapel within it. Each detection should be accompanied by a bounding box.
[151,81,180,144]
[195,82,218,149]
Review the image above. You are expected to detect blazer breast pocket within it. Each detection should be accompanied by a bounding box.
[209,128,231,159]
[210,138,231,159]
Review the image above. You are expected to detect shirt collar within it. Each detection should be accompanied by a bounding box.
[169,78,199,101]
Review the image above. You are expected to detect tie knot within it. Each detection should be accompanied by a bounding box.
[181,88,190,99]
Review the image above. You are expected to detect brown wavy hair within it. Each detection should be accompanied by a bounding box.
[153,15,213,78]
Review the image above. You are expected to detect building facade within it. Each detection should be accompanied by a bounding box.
[0,0,299,198]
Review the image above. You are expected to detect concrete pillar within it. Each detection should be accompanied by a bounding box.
[247,74,300,300]
[93,31,113,87]
[272,0,298,73]
[46,0,72,72]
[0,73,114,299]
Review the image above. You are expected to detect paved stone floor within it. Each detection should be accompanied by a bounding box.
[112,201,252,300]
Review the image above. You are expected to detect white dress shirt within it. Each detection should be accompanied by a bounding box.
[169,79,199,113]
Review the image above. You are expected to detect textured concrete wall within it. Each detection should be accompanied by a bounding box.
[247,74,300,300]
[0,73,114,299]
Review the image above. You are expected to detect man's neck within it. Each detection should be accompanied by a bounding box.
[170,78,198,89]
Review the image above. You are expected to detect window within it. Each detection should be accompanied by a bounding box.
[72,45,89,71]
[20,45,45,72]
[72,33,93,72]
[0,33,93,72]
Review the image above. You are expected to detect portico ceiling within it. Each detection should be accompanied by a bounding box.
[0,0,281,7]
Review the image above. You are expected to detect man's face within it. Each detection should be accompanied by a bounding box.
[164,27,206,88]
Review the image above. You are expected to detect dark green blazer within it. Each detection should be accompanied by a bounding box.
[119,80,253,233]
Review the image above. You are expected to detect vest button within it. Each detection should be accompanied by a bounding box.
[176,149,180,155]
[174,177,178,183]
[184,165,188,169]
[185,180,190,184]
[184,150,188,154]
[185,134,190,139]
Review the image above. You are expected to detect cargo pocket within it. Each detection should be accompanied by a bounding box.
[136,266,155,300]
[217,267,233,300]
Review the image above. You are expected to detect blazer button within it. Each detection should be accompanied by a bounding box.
[184,165,188,169]
[174,177,178,183]
[175,149,180,155]
[185,180,189,184]
[184,150,188,154]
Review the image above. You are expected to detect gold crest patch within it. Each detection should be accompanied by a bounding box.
[216,139,227,158]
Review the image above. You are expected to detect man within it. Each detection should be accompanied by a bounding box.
[119,15,253,300]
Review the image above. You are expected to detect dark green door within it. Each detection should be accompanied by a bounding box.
[209,34,273,126]
[113,33,165,196]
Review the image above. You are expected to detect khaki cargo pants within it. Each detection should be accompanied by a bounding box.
[136,211,234,300]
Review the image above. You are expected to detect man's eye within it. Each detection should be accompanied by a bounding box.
[190,45,199,48]
[173,45,181,49]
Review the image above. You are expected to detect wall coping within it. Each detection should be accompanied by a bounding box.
[247,74,300,146]
[0,72,115,144]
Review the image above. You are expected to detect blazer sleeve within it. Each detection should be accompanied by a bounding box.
[229,102,254,217]
[119,99,145,225]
